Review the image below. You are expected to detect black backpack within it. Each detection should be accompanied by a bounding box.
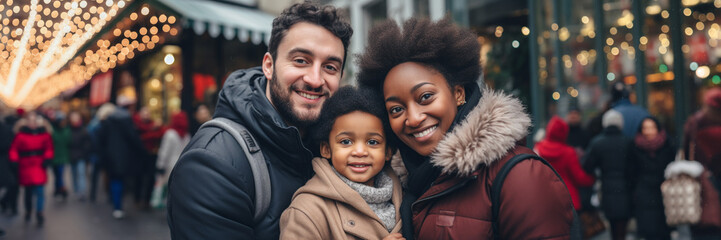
[200,117,270,224]
[491,153,582,240]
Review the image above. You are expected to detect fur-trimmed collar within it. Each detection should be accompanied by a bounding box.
[430,86,531,176]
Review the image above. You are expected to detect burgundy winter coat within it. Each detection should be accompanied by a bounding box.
[9,125,54,186]
[534,116,596,210]
[403,89,576,239]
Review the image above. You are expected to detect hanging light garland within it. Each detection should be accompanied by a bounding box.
[0,0,178,109]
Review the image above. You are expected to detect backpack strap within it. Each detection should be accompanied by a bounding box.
[491,153,581,240]
[200,117,271,224]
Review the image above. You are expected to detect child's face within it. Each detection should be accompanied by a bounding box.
[321,111,390,187]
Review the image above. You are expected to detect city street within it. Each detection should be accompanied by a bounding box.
[0,177,170,240]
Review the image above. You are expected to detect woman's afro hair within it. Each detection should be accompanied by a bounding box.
[356,17,481,92]
[311,86,393,152]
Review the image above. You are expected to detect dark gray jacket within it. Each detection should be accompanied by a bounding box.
[167,67,314,239]
[583,126,634,220]
[97,108,147,178]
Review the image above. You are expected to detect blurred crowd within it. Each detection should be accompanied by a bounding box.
[533,82,721,240]
[0,102,214,232]
[0,81,720,239]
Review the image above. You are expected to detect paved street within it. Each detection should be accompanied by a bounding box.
[0,173,170,240]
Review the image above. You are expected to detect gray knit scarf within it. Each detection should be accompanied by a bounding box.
[334,169,396,232]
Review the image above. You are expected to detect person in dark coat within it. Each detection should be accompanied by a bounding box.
[566,106,596,214]
[583,109,634,240]
[0,114,17,215]
[67,111,92,200]
[0,112,21,215]
[567,107,591,151]
[629,116,674,240]
[85,112,103,203]
[132,107,165,209]
[166,2,353,239]
[683,87,721,239]
[96,103,148,219]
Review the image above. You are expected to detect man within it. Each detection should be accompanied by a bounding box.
[610,81,650,138]
[166,2,352,239]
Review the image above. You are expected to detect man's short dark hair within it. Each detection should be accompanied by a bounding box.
[269,1,353,71]
[356,18,480,92]
[311,86,394,155]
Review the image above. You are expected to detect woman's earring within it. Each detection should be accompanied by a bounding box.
[458,100,467,106]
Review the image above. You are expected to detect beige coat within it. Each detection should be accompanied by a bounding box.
[280,157,402,240]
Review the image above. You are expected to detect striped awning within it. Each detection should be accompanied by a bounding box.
[154,0,274,45]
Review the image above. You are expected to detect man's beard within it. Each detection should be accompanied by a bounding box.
[269,74,325,129]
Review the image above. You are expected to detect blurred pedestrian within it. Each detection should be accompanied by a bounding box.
[96,103,148,219]
[534,116,596,211]
[682,87,721,239]
[189,104,212,136]
[566,106,597,217]
[49,111,71,201]
[583,110,634,240]
[609,81,651,138]
[86,109,104,203]
[0,110,19,216]
[9,111,54,227]
[587,100,612,140]
[68,111,92,201]
[629,116,674,240]
[132,107,165,209]
[152,111,190,208]
[566,106,591,153]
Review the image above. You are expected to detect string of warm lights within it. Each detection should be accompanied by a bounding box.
[0,0,179,109]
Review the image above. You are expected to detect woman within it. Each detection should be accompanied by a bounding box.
[629,117,673,240]
[534,116,595,211]
[357,18,576,239]
[682,87,721,239]
[9,111,54,227]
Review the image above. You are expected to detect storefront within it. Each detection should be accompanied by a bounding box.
[0,0,274,125]
[435,0,721,140]
[528,0,721,137]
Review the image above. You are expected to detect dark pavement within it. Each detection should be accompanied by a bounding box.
[0,171,170,240]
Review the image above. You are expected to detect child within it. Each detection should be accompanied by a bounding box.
[280,86,404,240]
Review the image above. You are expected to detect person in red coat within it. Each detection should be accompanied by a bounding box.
[534,116,596,210]
[9,111,54,227]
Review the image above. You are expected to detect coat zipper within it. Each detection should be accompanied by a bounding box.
[411,175,478,210]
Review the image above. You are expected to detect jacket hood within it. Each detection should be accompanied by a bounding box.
[213,67,313,172]
[603,109,624,129]
[294,157,402,224]
[545,116,569,143]
[430,86,531,176]
[13,117,53,134]
[533,139,567,160]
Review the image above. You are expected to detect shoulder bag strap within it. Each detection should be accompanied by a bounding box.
[200,117,271,223]
[491,153,581,240]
